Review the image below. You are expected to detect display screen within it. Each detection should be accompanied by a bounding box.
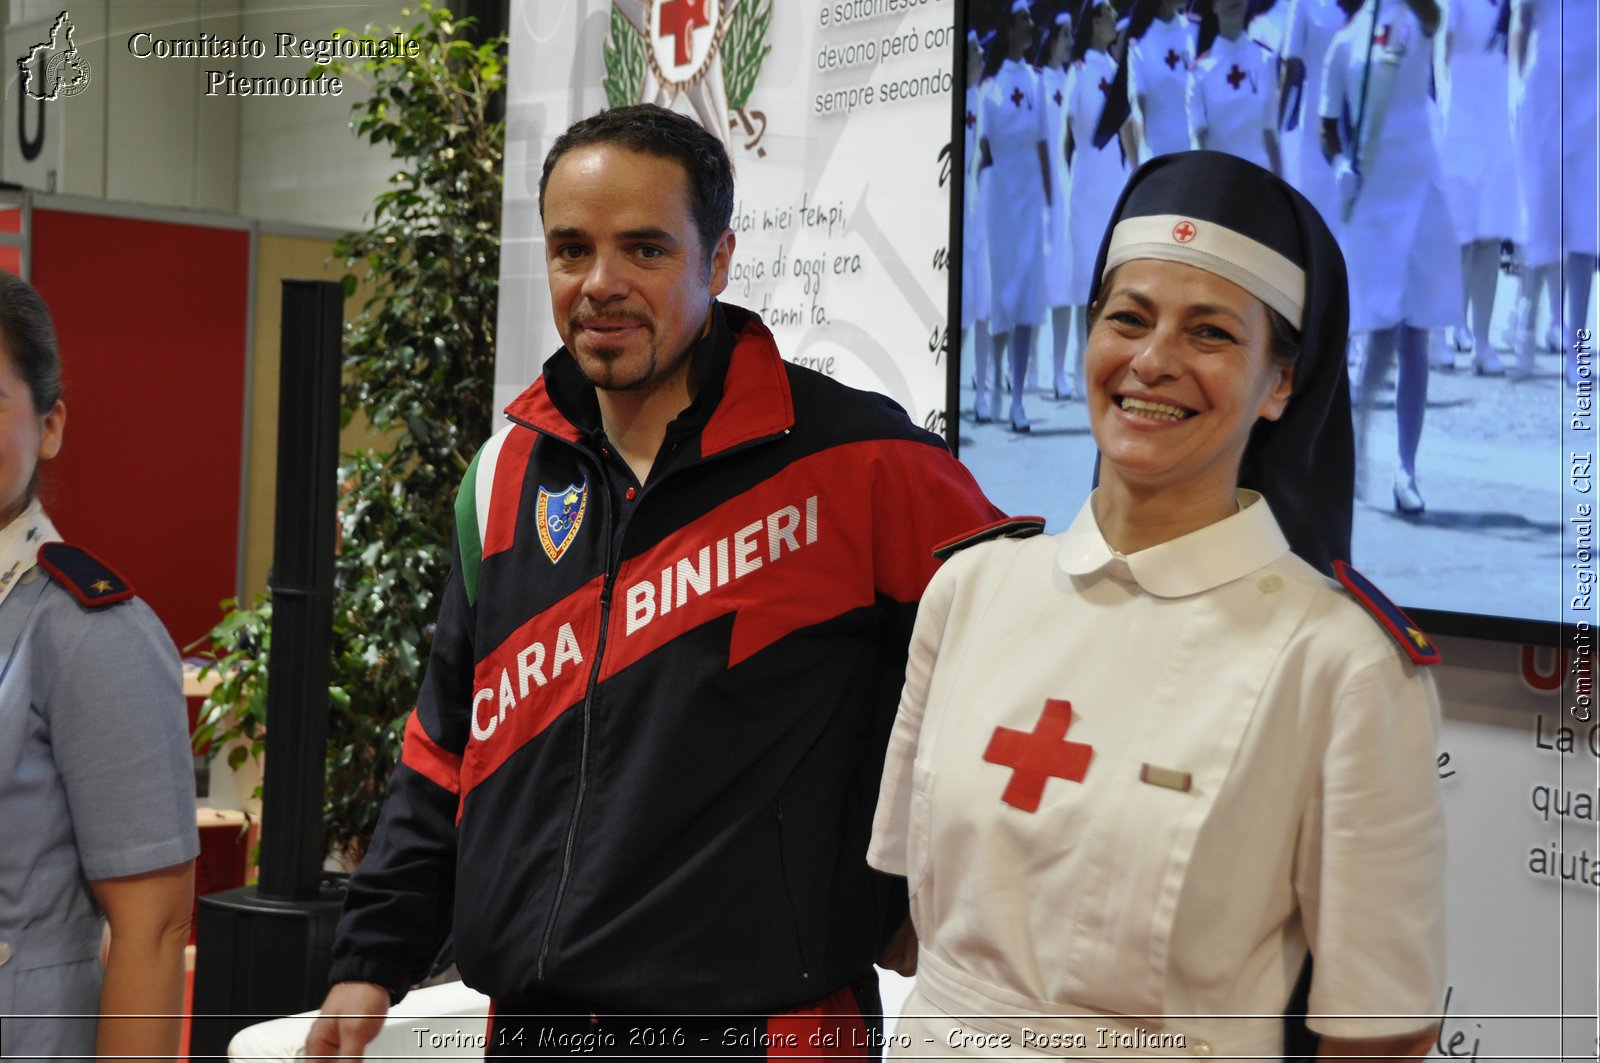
[949,0,1597,642]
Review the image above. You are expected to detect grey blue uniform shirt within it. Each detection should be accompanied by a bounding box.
[0,565,198,1061]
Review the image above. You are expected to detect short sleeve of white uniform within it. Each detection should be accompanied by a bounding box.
[1295,649,1446,1037]
[1260,45,1281,132]
[868,556,959,879]
[41,598,199,880]
[1318,27,1351,121]
[1187,60,1209,145]
[1127,43,1147,125]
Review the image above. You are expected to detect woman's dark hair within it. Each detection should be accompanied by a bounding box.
[537,103,735,266]
[0,269,62,414]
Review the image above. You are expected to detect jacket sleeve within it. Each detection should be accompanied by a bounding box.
[326,544,475,1000]
[873,436,1005,644]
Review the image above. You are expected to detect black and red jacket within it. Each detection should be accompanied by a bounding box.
[328,304,1002,1014]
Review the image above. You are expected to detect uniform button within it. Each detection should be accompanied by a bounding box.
[1257,574,1283,594]
[0,940,12,966]
[1189,1039,1212,1056]
[625,487,637,501]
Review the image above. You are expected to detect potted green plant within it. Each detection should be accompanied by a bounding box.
[194,1,503,864]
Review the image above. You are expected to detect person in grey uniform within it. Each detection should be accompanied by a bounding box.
[0,269,198,1062]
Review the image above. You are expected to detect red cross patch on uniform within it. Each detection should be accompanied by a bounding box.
[984,698,1094,812]
[37,542,136,609]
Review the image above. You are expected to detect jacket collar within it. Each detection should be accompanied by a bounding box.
[501,302,795,456]
[1056,489,1290,598]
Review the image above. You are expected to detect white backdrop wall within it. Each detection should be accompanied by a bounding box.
[496,0,956,428]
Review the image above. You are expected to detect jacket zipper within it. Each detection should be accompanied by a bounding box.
[774,800,812,980]
[534,442,620,980]
[518,420,792,979]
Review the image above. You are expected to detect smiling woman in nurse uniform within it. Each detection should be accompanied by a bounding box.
[869,152,1445,1060]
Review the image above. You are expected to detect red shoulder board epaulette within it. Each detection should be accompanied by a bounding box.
[933,517,1046,561]
[37,542,136,609]
[1333,560,1440,666]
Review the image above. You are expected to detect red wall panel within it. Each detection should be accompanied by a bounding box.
[29,208,248,649]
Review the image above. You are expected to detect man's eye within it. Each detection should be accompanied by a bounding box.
[555,245,586,260]
[637,245,664,259]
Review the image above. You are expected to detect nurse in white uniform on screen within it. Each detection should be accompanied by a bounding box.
[1507,0,1598,380]
[1434,0,1517,373]
[965,30,998,423]
[982,0,1053,432]
[1280,0,1355,236]
[1188,0,1282,172]
[1063,0,1132,400]
[1321,0,1459,514]
[1041,12,1080,401]
[1126,0,1199,160]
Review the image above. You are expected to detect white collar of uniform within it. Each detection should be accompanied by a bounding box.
[0,499,63,610]
[1056,489,1290,598]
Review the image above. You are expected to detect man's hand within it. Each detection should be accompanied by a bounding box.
[305,981,391,1059]
[877,917,919,977]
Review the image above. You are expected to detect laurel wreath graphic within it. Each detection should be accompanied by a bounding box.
[602,5,647,109]
[601,0,771,111]
[722,0,771,110]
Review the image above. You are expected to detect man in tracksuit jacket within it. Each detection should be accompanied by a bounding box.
[308,104,1005,1058]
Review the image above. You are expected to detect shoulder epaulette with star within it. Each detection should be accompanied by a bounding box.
[1333,560,1441,666]
[933,516,1047,561]
[37,542,136,609]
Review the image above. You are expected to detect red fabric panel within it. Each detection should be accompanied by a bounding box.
[401,708,465,796]
[30,208,248,649]
[765,983,869,1058]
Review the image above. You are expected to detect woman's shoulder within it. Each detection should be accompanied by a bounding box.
[1273,553,1442,669]
[30,544,174,659]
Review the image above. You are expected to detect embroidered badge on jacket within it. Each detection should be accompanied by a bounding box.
[536,480,588,564]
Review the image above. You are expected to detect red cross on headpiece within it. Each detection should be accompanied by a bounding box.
[1097,76,1111,96]
[1053,88,1063,105]
[982,698,1094,812]
[1226,63,1247,89]
[1164,47,1182,70]
[1172,219,1197,243]
[966,110,976,128]
[1011,86,1026,107]
[659,0,711,67]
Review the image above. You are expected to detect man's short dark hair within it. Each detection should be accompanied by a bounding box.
[538,104,735,262]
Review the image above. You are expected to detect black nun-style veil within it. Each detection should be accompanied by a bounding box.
[1089,150,1354,577]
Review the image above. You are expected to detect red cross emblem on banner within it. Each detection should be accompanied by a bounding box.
[659,0,710,67]
[983,699,1093,812]
[1172,219,1198,243]
[1011,86,1026,107]
[1226,63,1247,89]
[1164,48,1182,70]
[1375,24,1390,46]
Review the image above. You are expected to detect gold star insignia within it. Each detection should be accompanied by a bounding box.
[1407,627,1429,649]
[90,579,114,595]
